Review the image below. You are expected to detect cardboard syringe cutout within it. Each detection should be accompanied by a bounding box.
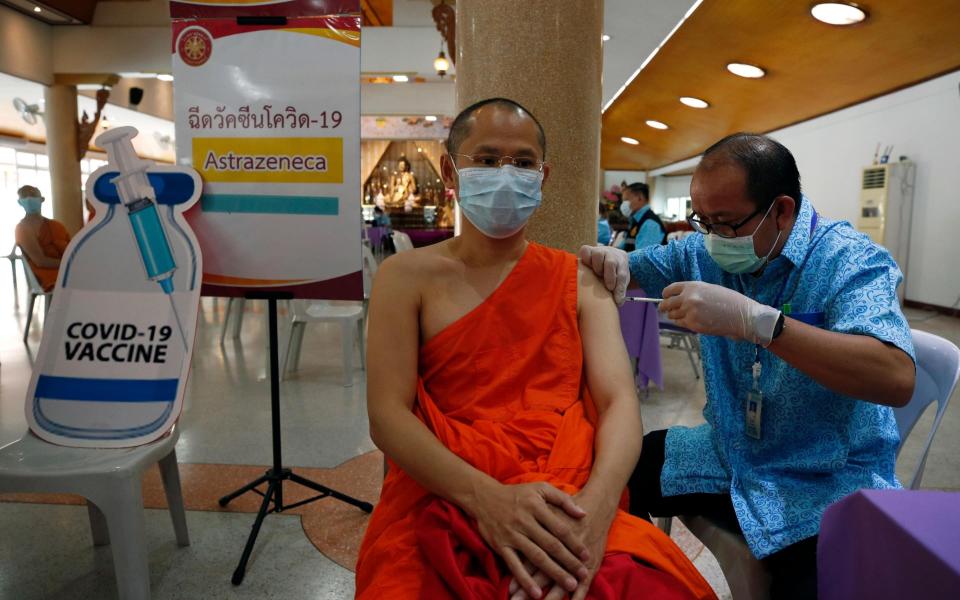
[26,126,203,448]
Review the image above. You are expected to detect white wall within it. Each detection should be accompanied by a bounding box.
[768,70,960,307]
[650,174,691,216]
[603,169,645,191]
[0,5,53,84]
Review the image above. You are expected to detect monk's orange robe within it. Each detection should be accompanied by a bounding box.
[16,218,70,291]
[356,243,716,600]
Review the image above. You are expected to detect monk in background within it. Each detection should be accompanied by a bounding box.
[14,185,70,292]
[357,98,715,600]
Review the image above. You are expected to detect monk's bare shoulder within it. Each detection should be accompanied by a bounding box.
[373,239,458,298]
[577,260,613,310]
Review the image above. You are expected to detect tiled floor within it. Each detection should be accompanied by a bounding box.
[1,268,957,599]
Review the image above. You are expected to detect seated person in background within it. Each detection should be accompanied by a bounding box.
[373,205,392,228]
[14,185,71,292]
[597,201,612,246]
[356,98,715,600]
[618,182,666,253]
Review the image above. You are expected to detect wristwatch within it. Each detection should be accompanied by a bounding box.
[771,311,786,341]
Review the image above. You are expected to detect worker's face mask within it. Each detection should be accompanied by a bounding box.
[455,165,543,239]
[18,196,43,215]
[704,201,782,274]
[620,200,633,219]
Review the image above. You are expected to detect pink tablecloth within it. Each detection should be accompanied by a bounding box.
[618,289,662,388]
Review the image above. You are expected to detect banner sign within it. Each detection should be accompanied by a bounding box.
[171,1,362,299]
[26,127,203,448]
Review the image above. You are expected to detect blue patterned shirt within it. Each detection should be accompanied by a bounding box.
[628,198,914,558]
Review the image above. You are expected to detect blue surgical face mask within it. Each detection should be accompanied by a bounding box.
[18,197,43,215]
[455,165,543,239]
[703,202,782,274]
[620,201,633,219]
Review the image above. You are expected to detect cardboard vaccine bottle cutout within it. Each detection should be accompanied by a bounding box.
[26,126,203,448]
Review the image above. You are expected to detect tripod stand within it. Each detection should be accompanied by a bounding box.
[218,292,373,585]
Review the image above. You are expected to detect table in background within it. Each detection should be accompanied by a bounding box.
[618,289,662,389]
[818,489,960,600]
[400,228,454,248]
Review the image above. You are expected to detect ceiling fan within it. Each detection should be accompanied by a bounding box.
[13,97,43,125]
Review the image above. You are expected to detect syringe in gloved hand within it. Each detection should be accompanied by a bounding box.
[95,125,188,350]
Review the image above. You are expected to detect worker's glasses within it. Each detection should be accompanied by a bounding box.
[687,202,773,239]
[451,153,545,172]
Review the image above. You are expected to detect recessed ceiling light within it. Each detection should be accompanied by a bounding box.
[679,96,709,109]
[727,63,766,78]
[646,120,669,130]
[157,74,174,82]
[602,34,611,42]
[621,136,639,145]
[392,75,409,83]
[811,3,867,25]
[424,115,437,122]
[33,6,41,13]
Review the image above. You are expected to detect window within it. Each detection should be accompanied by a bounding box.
[665,196,692,221]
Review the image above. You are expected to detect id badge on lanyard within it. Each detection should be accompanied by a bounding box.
[745,353,763,439]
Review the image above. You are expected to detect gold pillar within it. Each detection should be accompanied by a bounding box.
[456,0,603,252]
[43,83,84,234]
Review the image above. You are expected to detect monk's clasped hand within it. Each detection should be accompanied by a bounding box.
[472,481,591,599]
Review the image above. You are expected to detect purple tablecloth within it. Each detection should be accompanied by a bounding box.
[400,228,454,248]
[819,489,960,600]
[366,226,389,249]
[618,289,662,388]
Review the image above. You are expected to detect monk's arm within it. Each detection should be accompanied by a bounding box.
[15,223,61,269]
[577,264,644,507]
[366,255,590,597]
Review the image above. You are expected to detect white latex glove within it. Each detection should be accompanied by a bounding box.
[661,281,781,346]
[578,245,630,306]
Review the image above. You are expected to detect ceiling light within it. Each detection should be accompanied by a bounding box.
[646,120,669,130]
[425,115,437,122]
[157,74,174,82]
[602,34,611,42]
[811,3,867,25]
[621,136,639,145]
[33,6,41,13]
[727,63,766,78]
[679,96,709,109]
[434,46,450,78]
[392,74,409,83]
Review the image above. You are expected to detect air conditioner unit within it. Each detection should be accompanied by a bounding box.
[856,161,916,301]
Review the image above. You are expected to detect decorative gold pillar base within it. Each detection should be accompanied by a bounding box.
[43,83,84,234]
[456,0,603,252]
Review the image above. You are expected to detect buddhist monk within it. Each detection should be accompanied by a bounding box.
[14,185,71,292]
[357,98,716,600]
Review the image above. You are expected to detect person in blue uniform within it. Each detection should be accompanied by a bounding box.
[618,182,667,252]
[579,133,916,600]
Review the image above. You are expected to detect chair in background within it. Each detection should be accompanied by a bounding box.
[659,315,701,379]
[893,329,959,489]
[18,245,52,344]
[0,427,190,600]
[392,230,415,252]
[281,245,378,387]
[659,328,958,600]
[4,243,20,303]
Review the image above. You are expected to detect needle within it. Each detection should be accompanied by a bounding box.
[625,297,663,304]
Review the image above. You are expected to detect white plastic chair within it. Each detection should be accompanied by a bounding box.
[18,245,52,344]
[893,329,959,488]
[0,426,189,600]
[392,230,415,252]
[659,328,958,600]
[4,243,20,302]
[281,246,377,387]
